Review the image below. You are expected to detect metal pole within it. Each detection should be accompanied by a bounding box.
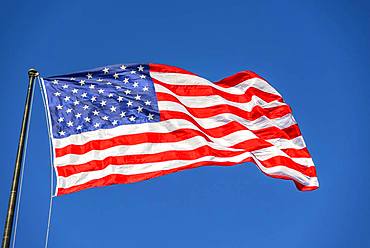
[1,69,38,248]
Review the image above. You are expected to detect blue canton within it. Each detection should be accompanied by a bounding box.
[42,64,160,139]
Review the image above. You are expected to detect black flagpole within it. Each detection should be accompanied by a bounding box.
[1,69,38,248]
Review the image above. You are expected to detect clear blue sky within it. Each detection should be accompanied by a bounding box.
[1,0,369,247]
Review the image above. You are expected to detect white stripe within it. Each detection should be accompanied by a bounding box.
[150,71,281,97]
[251,146,314,167]
[52,119,242,148]
[267,136,307,150]
[57,150,317,189]
[54,130,256,166]
[253,163,318,187]
[55,132,313,169]
[155,83,286,110]
[53,111,296,149]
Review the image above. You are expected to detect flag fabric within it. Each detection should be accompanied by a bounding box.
[40,64,319,196]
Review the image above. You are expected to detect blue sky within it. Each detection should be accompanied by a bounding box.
[1,0,369,247]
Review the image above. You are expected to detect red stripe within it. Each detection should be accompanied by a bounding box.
[57,139,274,177]
[214,70,264,88]
[157,92,291,120]
[294,183,319,191]
[252,123,302,140]
[281,148,311,158]
[55,120,259,157]
[258,156,316,177]
[160,111,302,140]
[150,64,196,75]
[56,129,208,157]
[153,78,283,103]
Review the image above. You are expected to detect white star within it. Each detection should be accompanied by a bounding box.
[64,96,70,102]
[120,111,126,117]
[70,77,76,81]
[100,100,107,106]
[102,116,109,121]
[94,122,100,128]
[57,117,64,122]
[103,67,109,74]
[89,84,95,89]
[137,65,144,72]
[75,113,82,118]
[79,80,86,86]
[56,105,63,110]
[129,116,136,122]
[54,92,61,96]
[115,85,121,90]
[98,89,104,94]
[72,89,78,94]
[59,130,65,136]
[133,82,139,88]
[123,78,129,83]
[84,117,91,122]
[120,65,127,70]
[113,73,119,79]
[137,106,143,113]
[130,70,136,74]
[67,121,73,127]
[81,92,88,98]
[140,75,146,79]
[73,100,80,106]
[76,125,82,131]
[117,96,124,102]
[144,100,151,106]
[92,110,99,116]
[108,93,113,98]
[97,78,103,82]
[91,96,97,102]
[134,94,141,100]
[62,84,69,89]
[110,106,117,112]
[127,100,133,107]
[52,80,58,85]
[148,113,154,120]
[83,105,89,110]
[87,73,93,79]
[124,89,131,95]
[112,120,118,126]
[142,86,149,92]
[66,108,72,113]
[106,82,112,85]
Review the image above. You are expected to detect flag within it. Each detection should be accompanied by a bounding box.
[40,64,319,196]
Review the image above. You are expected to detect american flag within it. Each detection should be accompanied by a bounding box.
[41,63,319,196]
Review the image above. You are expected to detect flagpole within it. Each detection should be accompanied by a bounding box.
[1,69,38,248]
